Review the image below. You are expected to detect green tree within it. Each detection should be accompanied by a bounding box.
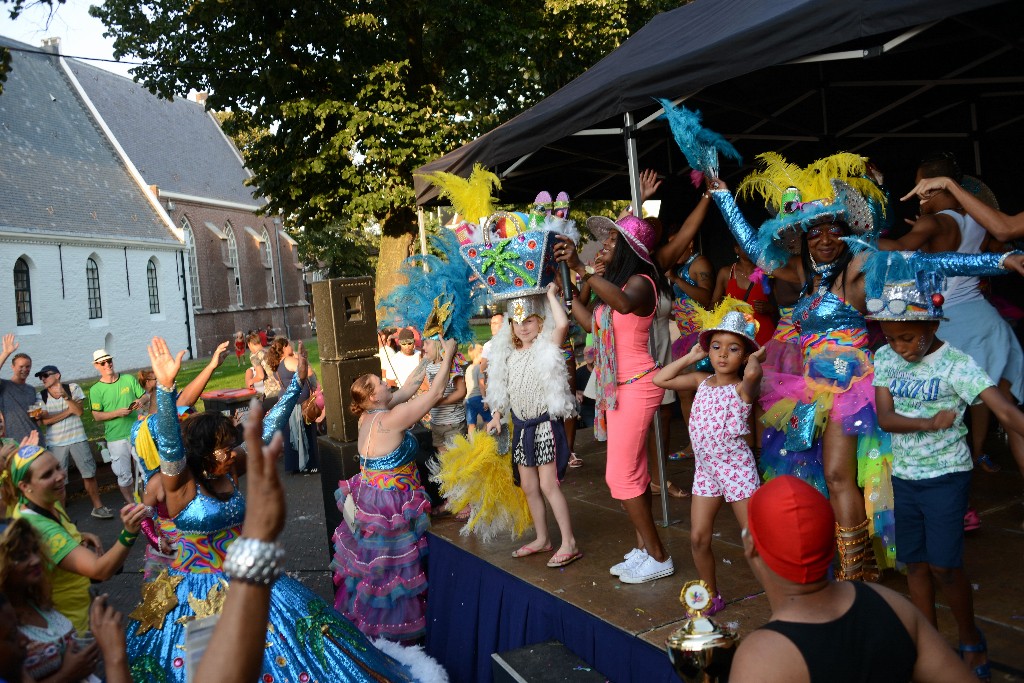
[90,0,680,299]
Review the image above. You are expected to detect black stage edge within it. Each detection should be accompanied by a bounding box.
[426,534,678,683]
[493,640,609,682]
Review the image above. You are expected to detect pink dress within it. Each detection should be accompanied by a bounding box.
[603,276,665,499]
[689,378,760,503]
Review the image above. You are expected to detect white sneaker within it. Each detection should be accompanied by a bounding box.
[609,548,647,577]
[619,554,674,584]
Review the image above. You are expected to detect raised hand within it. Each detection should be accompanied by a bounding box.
[295,340,309,381]
[900,176,951,203]
[639,168,663,202]
[120,503,149,533]
[242,399,286,542]
[441,338,458,359]
[146,337,185,388]
[1,333,17,356]
[212,341,231,367]
[554,235,582,270]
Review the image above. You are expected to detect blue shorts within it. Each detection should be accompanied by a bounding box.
[465,395,492,426]
[893,470,971,568]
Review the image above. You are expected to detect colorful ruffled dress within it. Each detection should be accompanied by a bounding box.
[758,286,895,563]
[332,425,431,643]
[126,379,417,683]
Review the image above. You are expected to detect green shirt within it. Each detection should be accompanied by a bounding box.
[15,503,92,633]
[89,373,144,442]
[872,342,993,481]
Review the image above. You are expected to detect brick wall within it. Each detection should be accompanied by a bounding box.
[169,200,310,357]
[1,238,190,381]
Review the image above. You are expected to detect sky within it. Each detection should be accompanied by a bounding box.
[0,0,133,77]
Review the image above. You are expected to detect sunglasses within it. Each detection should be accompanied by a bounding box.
[807,224,844,240]
[399,341,415,346]
[95,359,113,366]
[38,372,55,379]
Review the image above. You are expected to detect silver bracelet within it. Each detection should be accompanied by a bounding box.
[998,250,1022,270]
[223,537,285,585]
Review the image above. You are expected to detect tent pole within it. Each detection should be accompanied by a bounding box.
[417,207,430,272]
[625,111,673,529]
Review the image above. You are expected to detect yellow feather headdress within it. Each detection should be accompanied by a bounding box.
[418,164,501,225]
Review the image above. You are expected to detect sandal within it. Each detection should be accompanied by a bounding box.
[976,454,1001,473]
[665,481,690,499]
[964,507,982,532]
[512,543,553,558]
[547,550,583,568]
[958,629,991,682]
[568,453,584,468]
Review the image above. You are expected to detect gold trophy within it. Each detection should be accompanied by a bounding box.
[666,580,739,682]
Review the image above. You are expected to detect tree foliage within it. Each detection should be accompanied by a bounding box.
[90,0,681,292]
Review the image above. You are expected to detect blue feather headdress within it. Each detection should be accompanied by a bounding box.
[377,229,483,343]
[657,99,742,183]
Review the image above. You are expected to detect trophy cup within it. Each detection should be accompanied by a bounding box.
[666,580,739,682]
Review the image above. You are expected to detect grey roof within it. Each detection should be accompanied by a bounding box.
[67,58,265,208]
[0,37,180,244]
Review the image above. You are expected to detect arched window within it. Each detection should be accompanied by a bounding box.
[147,258,160,314]
[13,257,32,326]
[181,216,202,308]
[261,228,277,305]
[86,257,102,319]
[225,222,243,307]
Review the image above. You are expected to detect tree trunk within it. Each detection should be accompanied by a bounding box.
[374,206,418,308]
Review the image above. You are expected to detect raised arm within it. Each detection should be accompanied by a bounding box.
[383,338,458,431]
[58,503,148,581]
[0,333,17,372]
[653,344,710,393]
[902,176,1024,242]
[177,340,230,407]
[545,282,569,346]
[654,193,712,271]
[147,337,191,496]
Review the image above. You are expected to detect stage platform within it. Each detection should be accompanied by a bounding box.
[423,427,1024,682]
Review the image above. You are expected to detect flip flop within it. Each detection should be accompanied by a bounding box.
[512,543,553,558]
[977,454,1001,473]
[665,481,690,499]
[547,550,583,568]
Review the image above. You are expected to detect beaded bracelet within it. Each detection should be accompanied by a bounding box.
[223,538,286,585]
[117,529,139,547]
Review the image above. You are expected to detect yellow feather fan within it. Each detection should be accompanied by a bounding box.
[418,164,501,224]
[429,430,532,541]
[737,152,884,211]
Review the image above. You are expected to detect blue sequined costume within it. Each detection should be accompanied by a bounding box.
[713,189,1016,566]
[125,377,416,683]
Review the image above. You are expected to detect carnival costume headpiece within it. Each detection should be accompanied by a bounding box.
[657,99,742,186]
[585,215,656,267]
[735,152,887,265]
[418,164,502,244]
[863,251,948,322]
[377,229,483,344]
[698,309,760,353]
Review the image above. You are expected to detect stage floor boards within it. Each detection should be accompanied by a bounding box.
[430,426,1024,675]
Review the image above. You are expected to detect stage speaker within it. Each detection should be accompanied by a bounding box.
[319,357,381,441]
[312,277,378,361]
[492,640,607,682]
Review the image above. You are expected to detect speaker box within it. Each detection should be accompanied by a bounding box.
[318,357,381,442]
[312,277,378,361]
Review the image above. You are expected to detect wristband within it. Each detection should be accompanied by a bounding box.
[223,537,285,585]
[998,250,1022,270]
[118,529,139,547]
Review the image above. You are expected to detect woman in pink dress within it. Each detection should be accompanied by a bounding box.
[556,216,672,584]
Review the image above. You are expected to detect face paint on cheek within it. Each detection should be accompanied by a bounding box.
[918,336,928,353]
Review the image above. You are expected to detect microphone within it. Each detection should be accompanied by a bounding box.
[559,261,573,312]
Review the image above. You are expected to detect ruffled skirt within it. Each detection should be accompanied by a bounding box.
[757,332,896,566]
[332,468,431,642]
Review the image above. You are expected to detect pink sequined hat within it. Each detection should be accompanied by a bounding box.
[585,215,656,267]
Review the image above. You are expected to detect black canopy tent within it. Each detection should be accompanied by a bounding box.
[413,0,1022,213]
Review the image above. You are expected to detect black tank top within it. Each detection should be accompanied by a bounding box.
[757,582,917,683]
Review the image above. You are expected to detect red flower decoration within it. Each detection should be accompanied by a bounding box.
[467,248,478,258]
[299,675,310,683]
[514,277,524,287]
[487,276,497,286]
[525,260,535,270]
[527,239,537,249]
[173,658,184,669]
[262,675,274,683]
[790,416,799,429]
[931,293,944,306]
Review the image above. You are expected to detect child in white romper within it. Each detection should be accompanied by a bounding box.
[654,310,764,615]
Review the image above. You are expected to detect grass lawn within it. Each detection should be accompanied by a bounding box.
[76,340,322,442]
